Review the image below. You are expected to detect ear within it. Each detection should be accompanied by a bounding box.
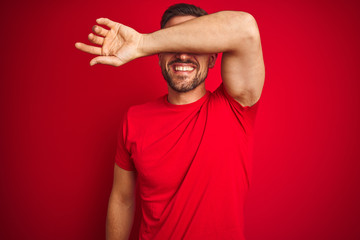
[208,53,218,69]
[158,53,162,66]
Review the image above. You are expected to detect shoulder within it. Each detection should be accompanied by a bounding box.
[212,83,259,106]
[207,84,260,132]
[209,83,260,121]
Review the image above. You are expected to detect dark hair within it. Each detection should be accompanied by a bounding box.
[160,3,208,29]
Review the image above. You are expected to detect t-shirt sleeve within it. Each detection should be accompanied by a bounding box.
[115,110,136,171]
[214,83,259,130]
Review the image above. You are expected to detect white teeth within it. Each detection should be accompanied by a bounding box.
[175,66,194,71]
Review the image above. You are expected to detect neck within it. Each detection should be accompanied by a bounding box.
[167,83,207,105]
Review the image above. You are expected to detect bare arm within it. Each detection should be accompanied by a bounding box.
[75,11,264,106]
[141,11,264,106]
[106,164,136,240]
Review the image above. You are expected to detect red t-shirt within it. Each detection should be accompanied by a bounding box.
[115,84,258,240]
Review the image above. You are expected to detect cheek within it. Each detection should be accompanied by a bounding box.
[198,61,210,73]
[159,60,167,69]
[198,57,211,67]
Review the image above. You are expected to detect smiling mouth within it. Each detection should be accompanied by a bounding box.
[174,65,195,71]
[170,61,197,73]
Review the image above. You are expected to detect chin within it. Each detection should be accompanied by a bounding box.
[170,80,204,93]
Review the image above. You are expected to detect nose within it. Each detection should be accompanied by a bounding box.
[175,53,192,61]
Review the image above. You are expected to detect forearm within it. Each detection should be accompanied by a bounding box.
[106,193,135,240]
[140,11,259,56]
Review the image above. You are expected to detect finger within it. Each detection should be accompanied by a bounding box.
[96,18,117,28]
[90,56,123,67]
[88,33,104,45]
[75,42,102,55]
[92,25,108,37]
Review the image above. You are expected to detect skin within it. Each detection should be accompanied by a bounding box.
[75,11,264,106]
[75,10,265,240]
[158,16,217,104]
[106,164,135,240]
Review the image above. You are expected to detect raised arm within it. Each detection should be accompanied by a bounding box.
[142,11,264,106]
[106,164,136,240]
[75,11,264,106]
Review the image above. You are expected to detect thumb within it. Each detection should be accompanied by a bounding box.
[90,56,123,67]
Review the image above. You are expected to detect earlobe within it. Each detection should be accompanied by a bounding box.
[208,53,218,69]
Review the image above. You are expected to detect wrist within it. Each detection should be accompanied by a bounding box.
[137,33,159,57]
[137,33,149,58]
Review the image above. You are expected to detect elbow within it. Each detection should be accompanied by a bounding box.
[109,190,135,209]
[228,11,260,42]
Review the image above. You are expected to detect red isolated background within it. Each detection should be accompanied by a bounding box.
[1,0,359,239]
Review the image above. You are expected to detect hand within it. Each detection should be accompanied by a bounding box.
[75,18,143,66]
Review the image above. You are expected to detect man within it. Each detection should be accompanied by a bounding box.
[76,3,264,240]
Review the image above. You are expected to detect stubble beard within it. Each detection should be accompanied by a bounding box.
[162,64,208,93]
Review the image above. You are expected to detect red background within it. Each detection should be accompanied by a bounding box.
[1,0,360,239]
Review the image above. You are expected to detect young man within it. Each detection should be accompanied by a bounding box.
[76,3,264,240]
